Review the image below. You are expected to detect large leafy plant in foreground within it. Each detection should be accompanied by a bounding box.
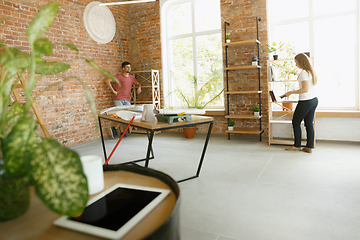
[0,2,117,216]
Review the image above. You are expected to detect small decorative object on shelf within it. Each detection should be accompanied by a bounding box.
[253,106,260,116]
[226,33,231,43]
[228,120,235,131]
[252,56,258,66]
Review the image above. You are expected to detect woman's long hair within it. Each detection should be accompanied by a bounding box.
[294,53,317,85]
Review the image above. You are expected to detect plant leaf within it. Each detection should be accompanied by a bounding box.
[85,59,118,83]
[1,116,36,177]
[24,138,88,217]
[54,42,78,51]
[34,38,53,56]
[35,62,70,75]
[27,2,59,46]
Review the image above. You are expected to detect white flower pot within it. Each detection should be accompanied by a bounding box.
[226,39,230,43]
[228,126,234,131]
[254,112,260,116]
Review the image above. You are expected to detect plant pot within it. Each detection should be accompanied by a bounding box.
[183,126,196,138]
[228,126,234,131]
[226,39,230,43]
[273,55,278,60]
[254,111,260,116]
[0,159,30,221]
[282,102,293,111]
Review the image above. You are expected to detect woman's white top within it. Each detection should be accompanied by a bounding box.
[298,70,316,101]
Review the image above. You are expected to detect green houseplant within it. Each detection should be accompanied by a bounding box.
[0,2,117,221]
[227,120,234,131]
[266,41,284,60]
[174,75,224,138]
[252,105,260,116]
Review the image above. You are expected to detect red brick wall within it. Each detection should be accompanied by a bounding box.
[0,0,131,146]
[1,0,269,146]
[220,0,269,136]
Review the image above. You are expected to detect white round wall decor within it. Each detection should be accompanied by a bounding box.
[83,1,116,44]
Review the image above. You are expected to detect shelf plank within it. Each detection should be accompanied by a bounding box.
[226,114,262,119]
[225,65,261,70]
[225,91,262,94]
[268,139,306,146]
[269,120,304,124]
[224,39,260,47]
[226,128,264,134]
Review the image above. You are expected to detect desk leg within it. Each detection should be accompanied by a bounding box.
[196,122,213,177]
[177,122,213,183]
[98,117,108,161]
[145,130,155,168]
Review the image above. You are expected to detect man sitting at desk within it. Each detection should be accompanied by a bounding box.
[106,61,141,138]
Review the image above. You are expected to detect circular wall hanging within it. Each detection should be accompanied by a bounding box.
[83,1,116,44]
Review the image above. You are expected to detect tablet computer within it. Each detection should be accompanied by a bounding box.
[54,183,170,240]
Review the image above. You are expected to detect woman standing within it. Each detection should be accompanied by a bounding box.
[283,53,318,153]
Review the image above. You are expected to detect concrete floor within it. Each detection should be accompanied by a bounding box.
[70,131,360,240]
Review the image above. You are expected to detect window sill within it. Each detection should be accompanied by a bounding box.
[273,110,360,118]
[204,109,226,116]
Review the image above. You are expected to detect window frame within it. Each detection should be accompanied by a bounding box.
[266,0,360,111]
[160,0,224,109]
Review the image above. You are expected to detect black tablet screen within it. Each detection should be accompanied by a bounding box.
[70,187,161,231]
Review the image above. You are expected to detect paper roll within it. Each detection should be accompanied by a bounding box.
[80,155,104,195]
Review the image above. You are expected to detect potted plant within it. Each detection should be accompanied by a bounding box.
[266,41,284,60]
[0,2,118,221]
[253,105,260,116]
[228,120,234,131]
[174,75,224,138]
[225,33,231,43]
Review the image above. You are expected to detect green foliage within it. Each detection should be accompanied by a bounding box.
[253,105,260,112]
[225,33,230,39]
[266,41,284,55]
[174,75,224,109]
[0,2,115,217]
[228,120,234,126]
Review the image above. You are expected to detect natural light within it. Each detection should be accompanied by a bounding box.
[268,0,359,110]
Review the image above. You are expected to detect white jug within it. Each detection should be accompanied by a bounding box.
[141,104,155,122]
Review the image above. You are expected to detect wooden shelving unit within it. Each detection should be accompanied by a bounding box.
[130,69,160,110]
[224,17,263,140]
[267,59,315,146]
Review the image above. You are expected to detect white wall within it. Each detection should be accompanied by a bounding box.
[272,118,360,142]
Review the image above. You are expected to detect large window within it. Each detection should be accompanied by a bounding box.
[267,0,359,110]
[161,0,223,109]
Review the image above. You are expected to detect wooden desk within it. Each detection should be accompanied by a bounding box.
[0,165,180,240]
[99,115,214,183]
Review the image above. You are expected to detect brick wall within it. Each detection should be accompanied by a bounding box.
[1,0,269,146]
[0,0,131,146]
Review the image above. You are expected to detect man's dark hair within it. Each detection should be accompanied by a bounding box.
[122,61,131,68]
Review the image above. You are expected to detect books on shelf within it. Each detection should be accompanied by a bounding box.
[269,90,277,102]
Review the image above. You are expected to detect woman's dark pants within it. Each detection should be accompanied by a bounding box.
[292,97,318,148]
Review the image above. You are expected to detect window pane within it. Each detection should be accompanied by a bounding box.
[314,15,356,109]
[194,0,221,32]
[168,2,192,36]
[196,33,224,107]
[313,0,356,16]
[169,37,194,106]
[269,0,309,22]
[272,22,309,56]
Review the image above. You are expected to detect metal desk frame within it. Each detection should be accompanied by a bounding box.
[98,115,214,183]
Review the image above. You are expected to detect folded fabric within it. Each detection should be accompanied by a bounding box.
[112,110,142,121]
[154,108,206,115]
